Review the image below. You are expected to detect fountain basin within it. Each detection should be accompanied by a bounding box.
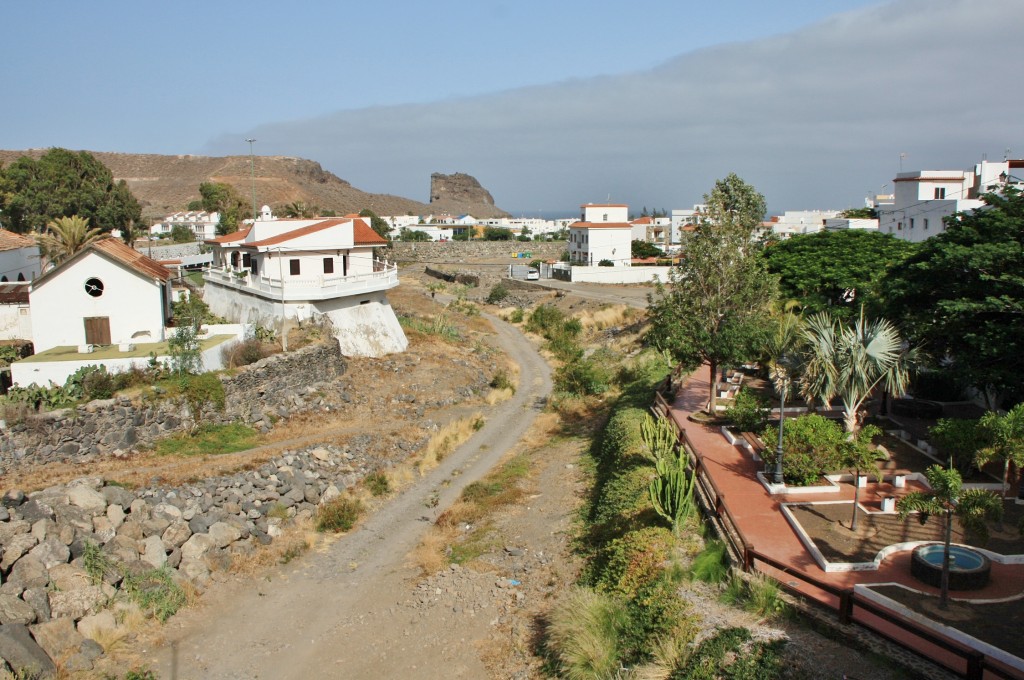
[911,543,991,590]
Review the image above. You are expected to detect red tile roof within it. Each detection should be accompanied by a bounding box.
[0,229,35,252]
[354,221,387,245]
[241,219,348,249]
[580,203,628,208]
[92,238,173,281]
[632,216,653,225]
[205,226,252,244]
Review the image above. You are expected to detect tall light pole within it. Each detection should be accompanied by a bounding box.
[246,138,258,221]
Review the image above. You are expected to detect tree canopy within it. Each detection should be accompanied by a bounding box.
[0,148,142,234]
[881,187,1024,408]
[647,174,777,411]
[198,181,250,236]
[358,209,392,240]
[763,230,915,318]
[631,239,662,259]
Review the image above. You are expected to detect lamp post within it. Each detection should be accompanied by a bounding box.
[246,138,258,221]
[773,384,786,485]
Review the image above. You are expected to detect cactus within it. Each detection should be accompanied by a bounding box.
[641,413,678,463]
[649,455,695,534]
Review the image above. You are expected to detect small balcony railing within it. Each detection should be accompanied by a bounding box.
[203,260,398,301]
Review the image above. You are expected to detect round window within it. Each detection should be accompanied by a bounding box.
[84,277,104,298]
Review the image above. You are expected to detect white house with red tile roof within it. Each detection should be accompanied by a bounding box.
[568,203,632,266]
[203,212,407,356]
[27,238,175,354]
[0,228,40,284]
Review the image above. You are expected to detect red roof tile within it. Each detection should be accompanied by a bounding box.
[91,238,173,281]
[569,221,633,229]
[0,229,35,252]
[242,219,348,248]
[205,226,252,244]
[354,221,387,245]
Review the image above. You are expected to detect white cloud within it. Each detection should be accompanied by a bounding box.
[205,0,1024,213]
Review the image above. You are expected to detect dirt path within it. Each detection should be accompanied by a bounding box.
[133,314,551,679]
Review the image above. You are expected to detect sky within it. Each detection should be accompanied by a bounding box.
[3,0,1023,215]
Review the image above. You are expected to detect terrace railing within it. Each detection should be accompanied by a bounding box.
[204,260,398,302]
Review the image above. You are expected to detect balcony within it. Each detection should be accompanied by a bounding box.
[203,260,399,302]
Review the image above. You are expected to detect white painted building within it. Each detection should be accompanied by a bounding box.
[568,204,632,266]
[765,210,842,239]
[824,218,879,231]
[202,210,407,357]
[152,211,221,241]
[880,159,1024,243]
[29,239,174,353]
[0,229,40,284]
[670,205,707,245]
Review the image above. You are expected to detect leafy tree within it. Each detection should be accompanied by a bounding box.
[358,208,391,239]
[840,207,878,219]
[929,418,986,476]
[483,226,514,241]
[198,181,249,236]
[399,227,430,242]
[647,174,777,412]
[631,239,661,259]
[976,403,1024,499]
[36,215,107,268]
[897,465,1003,609]
[170,224,195,243]
[882,187,1024,408]
[801,310,919,433]
[762,413,847,486]
[0,148,142,234]
[763,230,915,318]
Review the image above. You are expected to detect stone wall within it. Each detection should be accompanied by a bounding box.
[389,241,566,264]
[0,342,346,472]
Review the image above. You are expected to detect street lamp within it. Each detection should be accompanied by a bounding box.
[246,138,258,221]
[771,357,791,485]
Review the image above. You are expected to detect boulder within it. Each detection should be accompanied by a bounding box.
[28,538,70,570]
[21,589,50,624]
[66,486,106,515]
[100,486,135,509]
[48,586,106,621]
[207,522,243,549]
[8,556,49,590]
[0,534,38,571]
[105,504,125,530]
[47,564,92,593]
[29,616,83,663]
[17,499,56,524]
[102,535,140,565]
[180,533,216,561]
[76,610,115,643]
[161,521,192,549]
[140,536,167,569]
[0,520,30,545]
[0,623,55,678]
[0,596,36,625]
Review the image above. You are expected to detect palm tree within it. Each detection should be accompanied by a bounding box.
[897,465,1002,609]
[976,403,1024,499]
[801,309,919,434]
[36,215,107,269]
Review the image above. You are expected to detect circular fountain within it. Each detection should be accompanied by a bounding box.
[911,543,991,590]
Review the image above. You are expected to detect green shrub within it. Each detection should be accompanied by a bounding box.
[598,259,614,267]
[365,471,390,497]
[761,413,846,486]
[670,627,786,680]
[221,338,272,368]
[315,497,363,532]
[485,282,510,304]
[547,587,630,680]
[489,369,514,392]
[593,526,675,596]
[178,372,226,418]
[509,307,524,323]
[592,465,655,529]
[724,387,769,433]
[121,567,187,622]
[598,407,648,467]
[555,358,611,396]
[82,540,114,585]
[686,540,729,584]
[526,304,566,335]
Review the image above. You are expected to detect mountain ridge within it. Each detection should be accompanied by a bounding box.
[0,150,511,220]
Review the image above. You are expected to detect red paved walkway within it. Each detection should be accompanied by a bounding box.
[668,365,1024,676]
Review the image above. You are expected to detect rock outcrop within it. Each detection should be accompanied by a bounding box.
[429,172,509,218]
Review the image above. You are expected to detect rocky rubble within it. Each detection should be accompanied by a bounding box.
[0,437,393,675]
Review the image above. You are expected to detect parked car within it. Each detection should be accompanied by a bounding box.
[526,269,539,280]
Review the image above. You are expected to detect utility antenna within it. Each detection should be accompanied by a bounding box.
[1006,147,1012,161]
[898,152,906,172]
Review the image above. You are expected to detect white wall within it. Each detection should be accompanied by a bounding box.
[30,253,167,352]
[570,266,673,284]
[0,247,40,283]
[581,204,629,223]
[0,303,31,341]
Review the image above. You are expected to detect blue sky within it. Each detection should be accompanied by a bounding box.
[3,0,1023,214]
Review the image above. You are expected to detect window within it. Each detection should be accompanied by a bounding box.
[602,213,608,222]
[242,253,251,268]
[923,218,929,230]
[909,218,915,229]
[323,257,334,274]
[934,187,946,199]
[289,259,300,276]
[897,222,902,230]
[84,277,104,297]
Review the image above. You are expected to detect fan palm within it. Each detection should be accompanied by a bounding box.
[897,465,1003,608]
[36,215,107,268]
[801,309,918,434]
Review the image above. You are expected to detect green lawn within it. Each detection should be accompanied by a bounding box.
[19,335,235,363]
[152,423,259,457]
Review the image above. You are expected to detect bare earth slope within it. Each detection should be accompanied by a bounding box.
[0,150,511,220]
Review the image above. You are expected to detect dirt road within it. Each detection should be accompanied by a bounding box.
[140,315,551,679]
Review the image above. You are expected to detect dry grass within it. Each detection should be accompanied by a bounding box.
[577,304,635,331]
[415,415,483,475]
[231,517,319,575]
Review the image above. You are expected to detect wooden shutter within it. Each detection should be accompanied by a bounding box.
[84,317,111,345]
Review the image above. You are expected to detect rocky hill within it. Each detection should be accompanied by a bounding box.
[0,150,511,220]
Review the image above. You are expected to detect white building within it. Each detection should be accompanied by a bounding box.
[568,204,632,266]
[28,239,174,353]
[670,205,707,245]
[880,159,1024,243]
[152,211,221,241]
[0,229,40,283]
[765,210,842,239]
[824,218,879,232]
[202,210,407,357]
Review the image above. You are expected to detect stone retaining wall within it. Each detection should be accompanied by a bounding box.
[389,241,566,263]
[0,342,346,472]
